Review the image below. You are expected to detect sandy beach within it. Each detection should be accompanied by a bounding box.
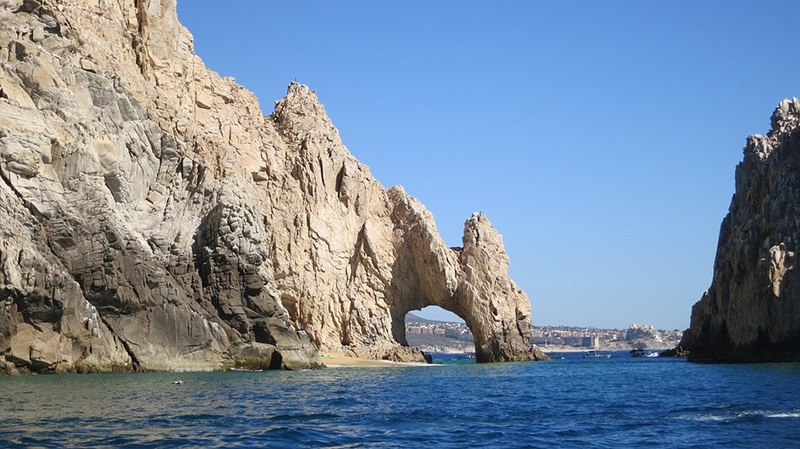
[320,353,432,368]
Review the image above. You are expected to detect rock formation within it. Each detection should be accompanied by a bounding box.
[681,98,800,362]
[0,0,545,373]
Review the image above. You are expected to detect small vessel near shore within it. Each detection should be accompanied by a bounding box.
[630,349,659,358]
[584,351,611,359]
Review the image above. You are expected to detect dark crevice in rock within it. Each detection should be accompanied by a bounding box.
[132,0,148,76]
[98,316,140,371]
[0,166,26,204]
[268,351,283,370]
[335,164,344,196]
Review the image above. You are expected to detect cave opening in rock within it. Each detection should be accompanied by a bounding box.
[402,306,474,354]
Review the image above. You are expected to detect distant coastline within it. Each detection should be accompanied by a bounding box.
[406,313,681,354]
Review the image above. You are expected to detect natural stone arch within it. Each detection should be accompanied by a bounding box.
[386,189,547,363]
[388,277,540,363]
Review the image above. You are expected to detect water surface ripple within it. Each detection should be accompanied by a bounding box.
[3,353,800,447]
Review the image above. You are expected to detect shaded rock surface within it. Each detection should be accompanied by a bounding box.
[681,98,800,362]
[0,0,544,373]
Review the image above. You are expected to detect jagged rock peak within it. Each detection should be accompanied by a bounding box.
[273,82,339,142]
[277,82,328,119]
[456,212,546,362]
[745,97,800,161]
[681,98,800,362]
[770,97,800,136]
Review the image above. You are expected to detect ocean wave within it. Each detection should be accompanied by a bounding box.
[677,409,800,422]
[765,412,800,419]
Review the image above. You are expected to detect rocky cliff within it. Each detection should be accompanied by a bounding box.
[681,99,800,362]
[0,0,545,373]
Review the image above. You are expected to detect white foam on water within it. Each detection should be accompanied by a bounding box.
[765,412,800,419]
[678,409,800,422]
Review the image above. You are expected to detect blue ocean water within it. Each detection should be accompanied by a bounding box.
[3,351,800,448]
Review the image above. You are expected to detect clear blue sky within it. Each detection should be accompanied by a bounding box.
[177,1,800,330]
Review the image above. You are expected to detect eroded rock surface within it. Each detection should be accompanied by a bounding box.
[0,0,544,373]
[681,98,800,362]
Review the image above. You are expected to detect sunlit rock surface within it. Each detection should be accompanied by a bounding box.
[0,0,544,373]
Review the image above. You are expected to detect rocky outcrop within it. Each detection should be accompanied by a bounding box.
[681,98,800,362]
[0,0,544,373]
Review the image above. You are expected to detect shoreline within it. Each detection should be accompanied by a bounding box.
[320,353,433,368]
[539,346,671,353]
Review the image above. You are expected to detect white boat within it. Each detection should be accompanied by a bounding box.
[631,348,660,358]
[584,351,611,359]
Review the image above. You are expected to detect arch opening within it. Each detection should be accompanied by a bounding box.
[402,306,474,356]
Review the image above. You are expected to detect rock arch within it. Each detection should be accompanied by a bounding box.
[264,84,547,365]
[385,189,548,363]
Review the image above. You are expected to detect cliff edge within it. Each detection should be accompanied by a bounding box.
[0,0,545,373]
[681,98,800,362]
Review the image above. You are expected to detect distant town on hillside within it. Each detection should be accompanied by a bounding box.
[405,313,682,354]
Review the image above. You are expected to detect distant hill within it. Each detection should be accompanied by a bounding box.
[405,312,449,324]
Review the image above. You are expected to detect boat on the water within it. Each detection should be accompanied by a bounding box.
[584,351,611,359]
[630,349,659,358]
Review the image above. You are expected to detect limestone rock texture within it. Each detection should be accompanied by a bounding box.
[681,98,800,362]
[0,0,544,373]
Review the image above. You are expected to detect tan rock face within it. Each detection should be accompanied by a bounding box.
[681,98,800,362]
[0,0,544,373]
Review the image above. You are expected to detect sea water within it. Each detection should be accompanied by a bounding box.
[3,351,800,448]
